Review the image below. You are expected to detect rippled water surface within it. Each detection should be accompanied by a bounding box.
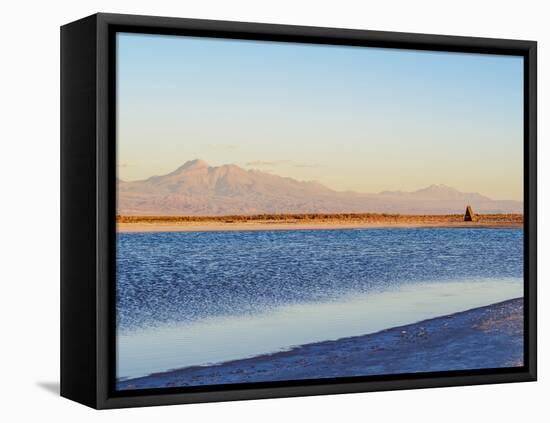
[117,228,523,332]
[116,228,523,380]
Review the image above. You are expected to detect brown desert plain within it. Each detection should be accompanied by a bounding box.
[116,213,523,232]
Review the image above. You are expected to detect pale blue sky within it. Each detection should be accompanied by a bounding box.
[117,32,524,200]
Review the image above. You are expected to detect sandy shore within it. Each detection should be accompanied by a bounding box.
[117,213,523,233]
[117,298,523,390]
[118,221,522,233]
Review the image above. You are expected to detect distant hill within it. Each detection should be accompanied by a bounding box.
[117,159,523,216]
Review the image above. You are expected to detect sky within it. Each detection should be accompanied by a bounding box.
[117,32,524,201]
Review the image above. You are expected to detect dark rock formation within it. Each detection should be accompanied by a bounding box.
[464,205,476,222]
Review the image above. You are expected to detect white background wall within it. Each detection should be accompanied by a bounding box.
[1,0,546,421]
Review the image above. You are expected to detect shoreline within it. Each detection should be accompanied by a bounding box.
[117,221,523,233]
[117,213,523,233]
[117,298,524,390]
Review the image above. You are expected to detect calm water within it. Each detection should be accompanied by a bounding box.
[116,228,523,380]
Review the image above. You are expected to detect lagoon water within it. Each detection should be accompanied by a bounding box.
[116,228,523,380]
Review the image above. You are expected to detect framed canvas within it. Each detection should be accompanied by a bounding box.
[60,13,537,409]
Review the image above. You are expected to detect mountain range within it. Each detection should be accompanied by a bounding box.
[117,159,523,216]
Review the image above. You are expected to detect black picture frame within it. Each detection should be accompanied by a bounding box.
[60,12,537,409]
